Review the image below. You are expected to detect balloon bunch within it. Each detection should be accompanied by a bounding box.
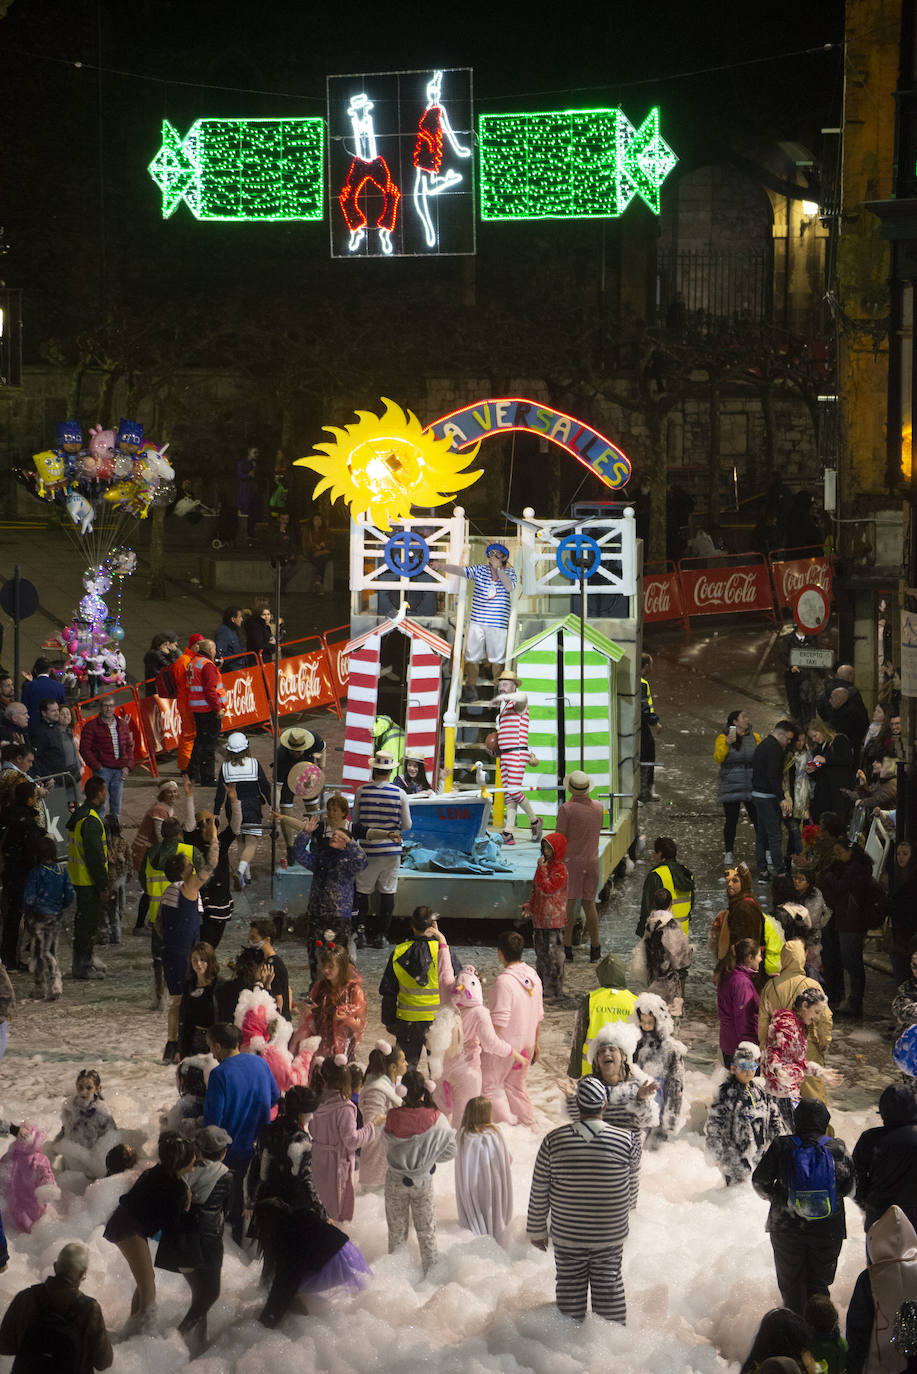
[27,418,176,559]
[56,553,132,688]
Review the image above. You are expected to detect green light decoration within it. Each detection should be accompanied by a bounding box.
[478,107,677,221]
[148,118,325,220]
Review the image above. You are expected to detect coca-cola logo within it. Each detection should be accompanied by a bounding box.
[692,571,759,607]
[781,562,831,596]
[278,656,324,707]
[644,580,671,615]
[225,674,257,718]
[335,648,350,685]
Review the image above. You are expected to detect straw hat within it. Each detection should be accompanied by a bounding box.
[564,770,591,792]
[403,748,427,763]
[280,726,315,753]
[370,750,396,771]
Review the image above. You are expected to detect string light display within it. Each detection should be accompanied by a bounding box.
[478,106,677,220]
[148,118,325,220]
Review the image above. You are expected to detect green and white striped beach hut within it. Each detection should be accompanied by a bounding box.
[513,615,624,828]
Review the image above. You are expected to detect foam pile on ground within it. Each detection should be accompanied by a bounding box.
[0,1046,879,1372]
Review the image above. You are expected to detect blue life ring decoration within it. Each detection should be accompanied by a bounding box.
[556,532,602,581]
[383,530,430,578]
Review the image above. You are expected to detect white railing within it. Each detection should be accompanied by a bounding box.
[349,510,467,593]
[518,507,637,597]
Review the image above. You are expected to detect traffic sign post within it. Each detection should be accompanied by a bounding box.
[792,584,831,636]
[0,566,40,691]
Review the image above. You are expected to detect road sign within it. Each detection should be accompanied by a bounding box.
[792,584,831,635]
[0,576,39,621]
[789,647,834,669]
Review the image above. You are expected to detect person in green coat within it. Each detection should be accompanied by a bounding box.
[66,777,109,980]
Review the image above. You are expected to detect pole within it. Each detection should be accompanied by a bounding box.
[269,555,284,879]
[579,560,586,769]
[13,565,20,693]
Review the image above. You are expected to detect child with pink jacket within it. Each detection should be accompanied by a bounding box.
[310,1057,384,1221]
[481,931,544,1127]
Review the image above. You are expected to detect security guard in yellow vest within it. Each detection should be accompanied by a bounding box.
[141,819,202,1008]
[66,776,109,980]
[568,952,637,1076]
[379,906,456,1067]
[636,837,695,938]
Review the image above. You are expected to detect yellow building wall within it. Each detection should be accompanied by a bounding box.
[838,0,901,499]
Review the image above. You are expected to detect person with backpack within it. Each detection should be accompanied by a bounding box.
[0,1240,112,1374]
[752,1097,855,1316]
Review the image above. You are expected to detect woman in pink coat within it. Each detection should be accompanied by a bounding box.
[310,1057,383,1221]
[444,967,525,1126]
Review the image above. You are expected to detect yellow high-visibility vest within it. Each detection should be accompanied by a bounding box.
[654,863,693,936]
[67,809,107,887]
[393,939,440,1023]
[147,842,194,928]
[582,986,638,1074]
[763,915,784,977]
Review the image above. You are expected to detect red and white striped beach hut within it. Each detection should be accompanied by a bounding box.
[341,614,452,791]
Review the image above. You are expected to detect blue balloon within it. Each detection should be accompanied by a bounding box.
[108,624,125,642]
[894,1025,917,1077]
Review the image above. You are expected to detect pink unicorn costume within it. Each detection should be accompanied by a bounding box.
[310,1087,376,1221]
[0,1123,58,1232]
[482,960,544,1127]
[235,988,316,1094]
[444,967,514,1127]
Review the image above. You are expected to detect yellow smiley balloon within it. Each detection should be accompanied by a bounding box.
[32,449,65,489]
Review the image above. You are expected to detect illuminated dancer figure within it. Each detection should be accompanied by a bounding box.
[412,70,471,249]
[339,93,401,256]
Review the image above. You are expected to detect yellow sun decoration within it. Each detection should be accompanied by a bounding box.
[295,398,482,530]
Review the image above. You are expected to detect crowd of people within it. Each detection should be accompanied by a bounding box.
[0,636,911,1369]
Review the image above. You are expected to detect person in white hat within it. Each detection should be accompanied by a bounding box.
[484,670,542,846]
[557,771,605,963]
[213,734,271,887]
[352,750,412,948]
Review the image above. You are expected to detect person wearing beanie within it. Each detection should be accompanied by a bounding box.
[852,1082,917,1233]
[567,953,637,1078]
[706,1040,783,1187]
[526,1072,632,1323]
[636,837,695,940]
[752,1097,854,1315]
[557,770,605,963]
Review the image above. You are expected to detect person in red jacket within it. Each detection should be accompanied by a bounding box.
[173,633,204,774]
[186,640,226,788]
[522,831,568,1001]
[79,697,136,819]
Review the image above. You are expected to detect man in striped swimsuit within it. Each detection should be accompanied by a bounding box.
[444,543,517,689]
[489,671,542,845]
[351,750,412,949]
[526,1075,632,1323]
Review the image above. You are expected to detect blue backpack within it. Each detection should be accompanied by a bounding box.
[787,1134,836,1220]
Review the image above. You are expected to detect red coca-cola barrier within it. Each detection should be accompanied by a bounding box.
[261,638,338,716]
[677,553,776,623]
[768,547,835,610]
[321,624,351,721]
[73,685,159,780]
[643,562,688,630]
[218,650,273,733]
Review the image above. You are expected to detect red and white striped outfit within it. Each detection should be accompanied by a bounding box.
[497,701,530,803]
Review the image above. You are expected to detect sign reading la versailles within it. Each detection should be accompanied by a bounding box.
[427,398,632,489]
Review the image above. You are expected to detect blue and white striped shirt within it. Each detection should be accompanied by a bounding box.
[352,781,411,857]
[465,564,517,629]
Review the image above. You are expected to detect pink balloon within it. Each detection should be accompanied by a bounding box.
[89,428,116,461]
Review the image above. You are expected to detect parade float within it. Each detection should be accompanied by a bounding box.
[293,397,642,920]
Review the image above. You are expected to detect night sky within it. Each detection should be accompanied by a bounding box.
[1,0,845,355]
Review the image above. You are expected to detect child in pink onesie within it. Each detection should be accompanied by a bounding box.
[481,931,544,1127]
[310,1057,384,1221]
[444,966,525,1126]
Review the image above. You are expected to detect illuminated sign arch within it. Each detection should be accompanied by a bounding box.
[426,397,631,489]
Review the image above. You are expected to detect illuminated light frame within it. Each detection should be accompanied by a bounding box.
[148,118,325,221]
[327,67,475,259]
[426,398,631,489]
[478,106,676,221]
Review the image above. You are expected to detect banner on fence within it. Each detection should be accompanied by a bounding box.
[262,648,337,715]
[643,568,685,625]
[770,555,834,610]
[678,559,775,620]
[322,626,351,699]
[219,661,272,732]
